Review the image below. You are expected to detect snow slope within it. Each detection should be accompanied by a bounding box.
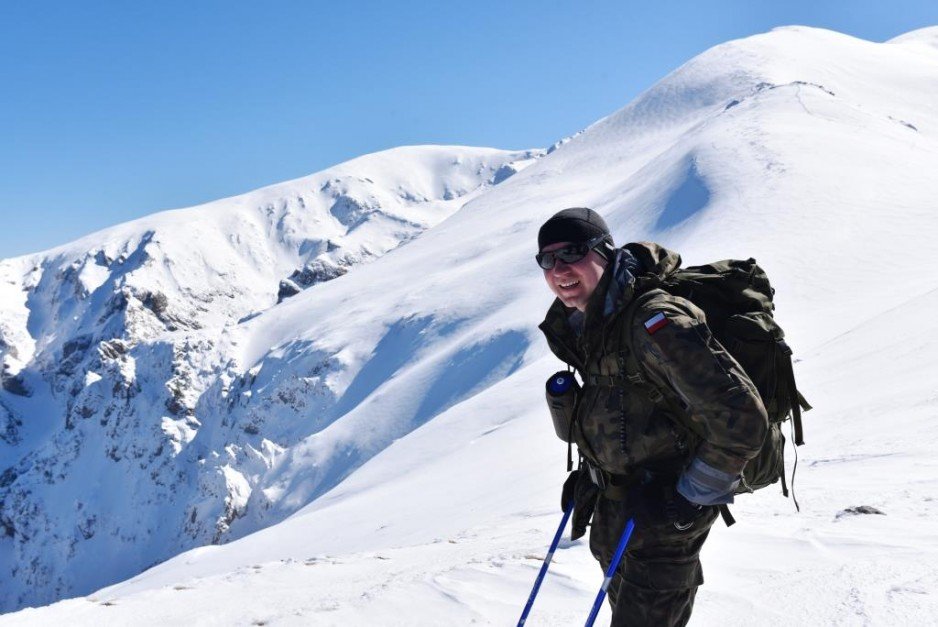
[3,25,938,624]
[0,144,541,610]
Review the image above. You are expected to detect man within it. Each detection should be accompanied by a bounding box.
[536,207,768,626]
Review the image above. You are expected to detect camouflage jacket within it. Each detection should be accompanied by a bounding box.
[539,243,768,482]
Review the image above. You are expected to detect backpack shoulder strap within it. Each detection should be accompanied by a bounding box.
[617,290,708,441]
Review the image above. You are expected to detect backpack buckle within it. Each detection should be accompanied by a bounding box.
[586,460,607,490]
[626,372,645,385]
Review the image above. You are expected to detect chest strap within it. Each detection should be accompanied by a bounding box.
[586,373,620,386]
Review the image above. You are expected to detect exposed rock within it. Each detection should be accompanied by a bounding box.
[0,402,22,444]
[547,131,583,154]
[138,289,202,331]
[276,279,301,303]
[98,339,128,361]
[329,194,377,230]
[491,163,518,185]
[2,373,30,397]
[836,505,886,519]
[142,291,169,317]
[0,337,18,361]
[58,335,94,377]
[0,467,17,488]
[277,260,349,303]
[94,250,113,267]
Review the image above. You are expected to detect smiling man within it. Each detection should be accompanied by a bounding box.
[536,208,768,626]
[541,231,609,311]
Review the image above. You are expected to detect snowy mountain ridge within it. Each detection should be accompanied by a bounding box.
[0,144,541,610]
[3,25,938,624]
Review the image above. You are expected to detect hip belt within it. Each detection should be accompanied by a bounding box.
[583,458,637,501]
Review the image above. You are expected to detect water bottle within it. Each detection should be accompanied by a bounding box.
[545,370,580,442]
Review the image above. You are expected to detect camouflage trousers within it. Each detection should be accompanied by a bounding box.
[589,494,719,627]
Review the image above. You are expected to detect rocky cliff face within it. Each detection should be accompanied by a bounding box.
[0,145,542,611]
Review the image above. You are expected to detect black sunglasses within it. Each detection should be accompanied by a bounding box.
[536,234,608,270]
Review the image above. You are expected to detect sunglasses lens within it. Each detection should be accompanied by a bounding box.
[537,243,589,269]
[557,249,586,264]
[537,252,555,269]
[537,235,608,270]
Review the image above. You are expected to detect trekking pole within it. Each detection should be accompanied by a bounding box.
[517,503,574,626]
[584,518,635,627]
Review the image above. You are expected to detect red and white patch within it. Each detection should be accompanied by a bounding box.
[644,312,670,334]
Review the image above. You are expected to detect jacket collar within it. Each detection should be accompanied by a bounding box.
[538,242,682,365]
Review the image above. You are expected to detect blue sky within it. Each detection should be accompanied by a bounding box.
[1,1,936,258]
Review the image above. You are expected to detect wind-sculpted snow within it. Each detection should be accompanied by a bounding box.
[656,158,711,230]
[225,320,530,536]
[4,25,938,622]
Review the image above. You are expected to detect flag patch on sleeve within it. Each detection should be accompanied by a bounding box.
[644,312,670,334]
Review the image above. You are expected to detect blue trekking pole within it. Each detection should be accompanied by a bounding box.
[584,518,636,627]
[517,503,574,626]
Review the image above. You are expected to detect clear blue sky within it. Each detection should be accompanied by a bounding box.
[1,1,935,258]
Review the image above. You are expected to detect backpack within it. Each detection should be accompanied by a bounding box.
[620,244,811,507]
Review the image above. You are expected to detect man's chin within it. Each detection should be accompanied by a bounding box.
[559,295,586,310]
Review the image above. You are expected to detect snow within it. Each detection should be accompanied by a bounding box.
[2,24,938,625]
[0,144,537,611]
[83,371,102,387]
[886,25,938,50]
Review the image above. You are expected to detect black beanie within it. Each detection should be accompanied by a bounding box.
[538,207,613,251]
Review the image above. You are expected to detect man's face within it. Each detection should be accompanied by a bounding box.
[541,241,608,312]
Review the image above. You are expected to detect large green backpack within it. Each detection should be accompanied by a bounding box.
[621,246,811,506]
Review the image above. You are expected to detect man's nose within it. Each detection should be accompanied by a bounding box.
[552,259,573,272]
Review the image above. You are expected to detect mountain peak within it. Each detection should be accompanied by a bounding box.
[886,25,938,50]
[3,24,938,621]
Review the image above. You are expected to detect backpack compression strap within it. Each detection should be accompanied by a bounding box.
[777,340,811,446]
